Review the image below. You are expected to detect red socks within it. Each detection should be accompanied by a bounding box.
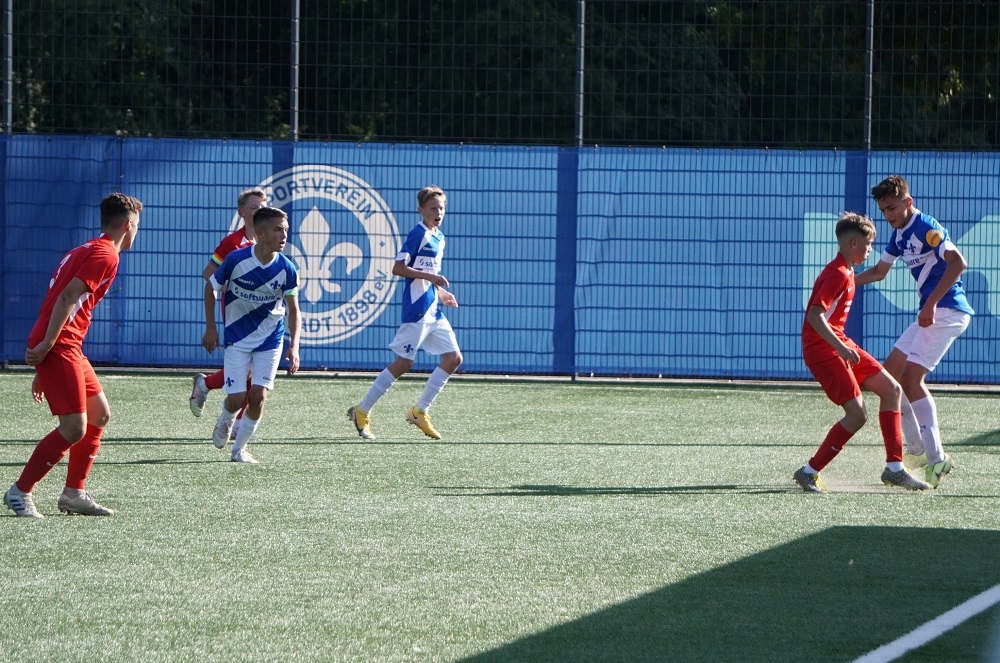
[66,424,103,490]
[879,410,904,463]
[809,422,854,472]
[204,369,226,391]
[16,428,75,493]
[16,424,104,493]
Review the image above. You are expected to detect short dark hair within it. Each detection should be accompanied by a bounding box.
[100,192,143,230]
[871,174,910,202]
[252,206,287,227]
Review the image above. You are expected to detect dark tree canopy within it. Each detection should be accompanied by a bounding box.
[6,0,999,149]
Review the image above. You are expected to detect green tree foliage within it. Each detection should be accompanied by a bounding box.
[586,1,746,145]
[871,0,999,148]
[302,0,746,145]
[11,0,289,137]
[5,0,998,148]
[300,1,579,143]
[710,1,870,147]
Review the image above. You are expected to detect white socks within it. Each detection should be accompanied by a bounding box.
[360,369,397,413]
[232,415,260,455]
[909,396,944,465]
[359,367,451,414]
[217,402,238,427]
[899,394,924,456]
[415,368,451,411]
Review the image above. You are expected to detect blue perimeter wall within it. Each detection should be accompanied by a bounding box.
[1,135,998,384]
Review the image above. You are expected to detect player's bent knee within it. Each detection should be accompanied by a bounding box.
[248,387,268,409]
[58,423,87,444]
[389,357,414,377]
[872,379,901,404]
[442,351,463,372]
[841,400,868,430]
[900,364,929,388]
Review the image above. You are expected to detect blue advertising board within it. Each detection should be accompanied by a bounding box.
[1,135,997,383]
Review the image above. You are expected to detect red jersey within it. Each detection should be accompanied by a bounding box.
[211,227,253,266]
[28,235,119,351]
[802,253,856,365]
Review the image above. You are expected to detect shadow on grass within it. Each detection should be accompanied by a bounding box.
[458,527,1000,663]
[0,438,870,448]
[954,429,1000,448]
[432,483,789,496]
[97,458,222,466]
[0,458,220,468]
[0,437,360,446]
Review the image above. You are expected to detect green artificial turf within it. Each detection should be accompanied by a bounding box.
[0,372,998,662]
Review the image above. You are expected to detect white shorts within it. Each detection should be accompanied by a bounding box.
[223,345,283,394]
[389,317,460,359]
[894,308,971,371]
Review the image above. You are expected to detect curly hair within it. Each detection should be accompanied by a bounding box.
[100,193,143,229]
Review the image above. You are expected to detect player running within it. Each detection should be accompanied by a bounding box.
[190,188,267,440]
[347,185,463,441]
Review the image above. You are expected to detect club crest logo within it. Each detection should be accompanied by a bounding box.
[232,165,399,345]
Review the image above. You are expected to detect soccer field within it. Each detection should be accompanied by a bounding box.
[1,371,998,663]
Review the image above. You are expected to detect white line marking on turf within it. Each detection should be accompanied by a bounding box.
[850,583,1000,663]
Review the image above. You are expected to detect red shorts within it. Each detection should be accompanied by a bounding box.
[807,347,883,406]
[34,346,101,416]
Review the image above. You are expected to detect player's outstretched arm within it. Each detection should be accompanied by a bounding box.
[854,259,891,286]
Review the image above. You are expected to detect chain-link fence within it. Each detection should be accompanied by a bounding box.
[4,1,998,149]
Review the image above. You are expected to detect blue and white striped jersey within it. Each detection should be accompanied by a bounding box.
[881,211,974,315]
[396,222,446,323]
[210,245,299,351]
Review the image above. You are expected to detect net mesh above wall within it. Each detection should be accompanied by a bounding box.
[5,1,998,149]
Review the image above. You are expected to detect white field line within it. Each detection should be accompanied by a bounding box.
[850,583,1000,663]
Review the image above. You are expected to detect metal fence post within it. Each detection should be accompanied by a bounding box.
[290,0,300,141]
[864,0,874,150]
[3,0,11,134]
[575,0,585,147]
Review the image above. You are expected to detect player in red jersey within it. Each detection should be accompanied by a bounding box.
[793,212,930,493]
[188,188,267,435]
[4,193,143,518]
